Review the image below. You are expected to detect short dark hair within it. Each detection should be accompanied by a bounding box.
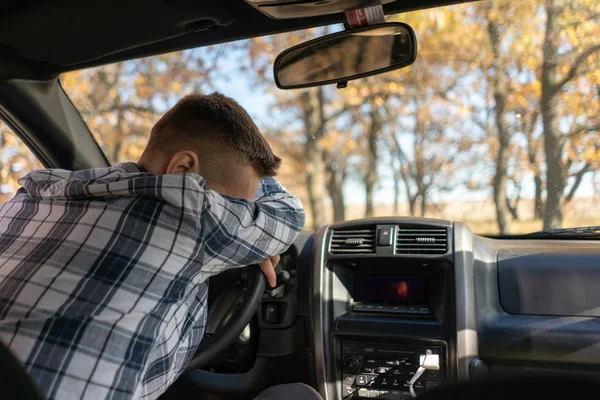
[147,92,281,176]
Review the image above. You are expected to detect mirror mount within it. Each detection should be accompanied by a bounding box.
[273,22,417,90]
[336,81,348,89]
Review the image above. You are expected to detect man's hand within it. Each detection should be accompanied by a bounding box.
[259,255,280,288]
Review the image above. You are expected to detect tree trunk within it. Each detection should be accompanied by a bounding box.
[305,147,327,230]
[326,160,346,222]
[112,96,126,164]
[401,173,417,216]
[524,111,544,220]
[328,184,345,222]
[541,0,564,229]
[393,174,400,215]
[505,194,519,220]
[302,88,328,231]
[487,13,511,235]
[408,196,417,217]
[420,191,427,217]
[533,173,544,219]
[565,164,591,203]
[392,160,400,215]
[492,112,510,234]
[364,106,382,217]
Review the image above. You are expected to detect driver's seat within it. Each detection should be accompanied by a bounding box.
[0,340,41,400]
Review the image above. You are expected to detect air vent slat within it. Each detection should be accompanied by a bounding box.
[397,234,446,237]
[330,227,376,255]
[398,229,447,232]
[395,226,448,255]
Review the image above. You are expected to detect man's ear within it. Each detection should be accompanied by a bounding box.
[165,151,200,175]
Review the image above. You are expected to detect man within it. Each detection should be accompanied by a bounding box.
[0,93,309,399]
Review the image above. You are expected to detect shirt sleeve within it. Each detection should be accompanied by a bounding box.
[201,177,306,271]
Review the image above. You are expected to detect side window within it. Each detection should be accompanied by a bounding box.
[0,121,43,203]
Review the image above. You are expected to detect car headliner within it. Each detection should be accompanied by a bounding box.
[0,0,472,81]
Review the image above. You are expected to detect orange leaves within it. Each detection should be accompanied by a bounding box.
[0,123,44,198]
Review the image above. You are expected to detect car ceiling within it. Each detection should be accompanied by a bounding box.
[0,0,471,81]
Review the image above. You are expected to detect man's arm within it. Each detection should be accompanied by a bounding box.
[201,177,305,273]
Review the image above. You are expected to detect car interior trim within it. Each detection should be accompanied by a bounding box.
[453,222,477,381]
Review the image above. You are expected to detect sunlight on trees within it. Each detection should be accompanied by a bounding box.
[35,0,596,234]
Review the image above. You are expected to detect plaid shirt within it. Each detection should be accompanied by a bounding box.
[0,162,305,400]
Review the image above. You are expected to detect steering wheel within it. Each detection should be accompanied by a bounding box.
[185,265,266,371]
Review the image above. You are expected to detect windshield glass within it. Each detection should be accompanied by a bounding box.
[61,0,600,235]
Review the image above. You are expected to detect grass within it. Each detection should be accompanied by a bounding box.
[307,197,600,235]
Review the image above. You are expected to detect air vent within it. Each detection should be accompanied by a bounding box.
[330,228,376,254]
[395,226,448,255]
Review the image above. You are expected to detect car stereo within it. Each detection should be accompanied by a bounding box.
[352,273,431,316]
[341,342,443,399]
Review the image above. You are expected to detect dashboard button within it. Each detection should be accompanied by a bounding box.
[378,225,394,246]
[378,376,392,388]
[353,305,367,312]
[413,380,426,394]
[389,305,407,314]
[377,367,392,374]
[366,375,379,387]
[375,305,386,312]
[361,367,374,373]
[365,358,377,366]
[343,385,356,399]
[406,306,419,314]
[364,304,375,311]
[379,389,391,400]
[418,307,430,315]
[343,374,356,385]
[358,388,369,398]
[342,343,358,352]
[368,389,380,398]
[356,375,368,386]
[390,378,403,389]
[380,359,400,366]
[390,391,402,400]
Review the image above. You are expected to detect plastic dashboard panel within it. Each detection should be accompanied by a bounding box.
[497,246,600,317]
[309,219,600,399]
[474,237,600,372]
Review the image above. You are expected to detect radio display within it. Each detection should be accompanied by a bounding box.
[353,273,429,304]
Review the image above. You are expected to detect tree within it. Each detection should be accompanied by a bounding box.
[246,30,357,230]
[485,0,513,234]
[62,47,225,164]
[540,0,600,228]
[0,122,43,203]
[322,129,356,222]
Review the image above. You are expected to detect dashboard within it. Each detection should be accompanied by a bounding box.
[304,217,600,400]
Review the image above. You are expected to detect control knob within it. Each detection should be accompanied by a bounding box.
[343,356,361,373]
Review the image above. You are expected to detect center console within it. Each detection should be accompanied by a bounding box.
[341,342,443,399]
[311,219,471,400]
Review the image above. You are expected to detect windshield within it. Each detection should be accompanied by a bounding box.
[60,0,600,236]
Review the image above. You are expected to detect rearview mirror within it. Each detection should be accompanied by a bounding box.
[274,23,417,90]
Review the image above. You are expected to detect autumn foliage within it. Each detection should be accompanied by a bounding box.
[0,0,598,235]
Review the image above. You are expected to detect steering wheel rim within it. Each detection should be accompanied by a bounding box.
[185,265,266,371]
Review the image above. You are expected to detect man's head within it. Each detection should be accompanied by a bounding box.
[138,93,281,200]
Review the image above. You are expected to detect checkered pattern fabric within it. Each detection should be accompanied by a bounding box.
[0,162,305,400]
